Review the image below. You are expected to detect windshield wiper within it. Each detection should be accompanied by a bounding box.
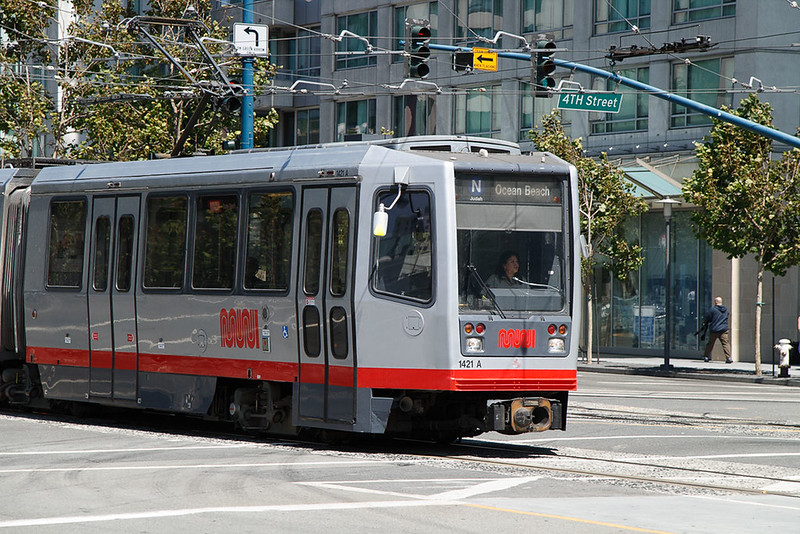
[513,277,562,293]
[467,264,505,318]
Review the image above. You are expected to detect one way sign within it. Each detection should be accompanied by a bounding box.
[233,23,269,57]
[472,47,498,72]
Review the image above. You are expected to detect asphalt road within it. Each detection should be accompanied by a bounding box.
[2,372,800,533]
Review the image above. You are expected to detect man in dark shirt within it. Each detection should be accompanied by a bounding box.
[703,296,732,363]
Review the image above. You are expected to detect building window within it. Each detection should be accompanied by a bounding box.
[673,0,735,24]
[296,108,320,145]
[393,3,438,63]
[671,57,733,128]
[591,67,648,134]
[144,196,187,289]
[594,0,650,35]
[336,11,378,70]
[270,27,321,82]
[393,95,436,137]
[336,99,376,141]
[455,0,503,45]
[454,85,501,137]
[520,80,571,140]
[48,199,86,289]
[522,0,574,40]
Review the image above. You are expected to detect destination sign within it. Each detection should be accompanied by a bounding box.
[455,175,562,205]
[557,92,623,113]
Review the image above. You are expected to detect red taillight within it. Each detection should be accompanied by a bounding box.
[547,324,556,335]
[475,323,485,334]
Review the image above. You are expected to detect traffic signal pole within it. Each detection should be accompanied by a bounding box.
[240,0,254,149]
[427,42,800,150]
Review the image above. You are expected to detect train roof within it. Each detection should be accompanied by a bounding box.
[28,136,572,193]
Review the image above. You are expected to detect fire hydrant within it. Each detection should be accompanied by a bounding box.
[774,338,793,378]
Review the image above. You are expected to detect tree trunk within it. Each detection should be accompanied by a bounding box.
[754,264,763,376]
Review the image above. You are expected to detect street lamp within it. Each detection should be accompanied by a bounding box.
[657,198,680,370]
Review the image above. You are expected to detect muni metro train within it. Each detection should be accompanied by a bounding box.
[0,136,580,441]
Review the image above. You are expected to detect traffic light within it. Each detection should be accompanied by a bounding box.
[532,35,556,98]
[405,19,431,79]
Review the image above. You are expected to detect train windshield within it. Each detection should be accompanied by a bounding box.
[456,173,568,315]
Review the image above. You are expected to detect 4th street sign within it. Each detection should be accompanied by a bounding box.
[557,92,623,113]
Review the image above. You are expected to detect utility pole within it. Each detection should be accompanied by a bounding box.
[240,0,254,149]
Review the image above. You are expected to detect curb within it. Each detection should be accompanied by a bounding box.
[578,364,800,387]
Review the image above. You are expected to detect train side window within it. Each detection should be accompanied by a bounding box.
[329,306,349,359]
[244,191,294,290]
[330,209,349,297]
[303,209,323,296]
[372,189,433,302]
[144,196,187,289]
[116,215,134,292]
[47,199,87,289]
[192,195,239,290]
[92,216,110,291]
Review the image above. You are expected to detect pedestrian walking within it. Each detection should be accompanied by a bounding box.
[701,296,732,363]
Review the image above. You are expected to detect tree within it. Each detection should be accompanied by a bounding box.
[531,111,647,363]
[682,94,800,375]
[1,0,278,161]
[0,0,54,157]
[59,0,277,160]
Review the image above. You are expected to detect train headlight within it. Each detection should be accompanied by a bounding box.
[465,337,484,353]
[547,338,565,353]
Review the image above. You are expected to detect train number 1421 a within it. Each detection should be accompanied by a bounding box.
[459,359,482,369]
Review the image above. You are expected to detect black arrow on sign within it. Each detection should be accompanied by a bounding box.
[476,54,494,63]
[244,26,259,47]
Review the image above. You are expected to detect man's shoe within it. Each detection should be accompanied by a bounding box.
[703,357,710,362]
[726,359,733,364]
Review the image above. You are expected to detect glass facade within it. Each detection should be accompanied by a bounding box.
[393,95,436,137]
[335,11,378,69]
[455,0,503,45]
[519,81,571,140]
[454,85,501,137]
[671,57,734,127]
[591,67,649,134]
[673,0,735,24]
[594,0,651,34]
[596,210,712,353]
[336,99,376,140]
[522,0,574,39]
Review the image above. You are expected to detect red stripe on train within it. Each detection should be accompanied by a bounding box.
[26,346,575,391]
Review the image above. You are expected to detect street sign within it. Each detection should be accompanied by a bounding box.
[557,92,623,113]
[233,23,269,57]
[472,47,498,72]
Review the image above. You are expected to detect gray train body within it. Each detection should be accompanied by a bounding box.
[0,137,580,440]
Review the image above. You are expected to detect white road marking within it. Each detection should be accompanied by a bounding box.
[0,445,251,456]
[0,459,410,475]
[0,501,456,529]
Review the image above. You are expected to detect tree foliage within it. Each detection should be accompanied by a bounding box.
[1,0,277,160]
[683,94,800,374]
[530,111,647,362]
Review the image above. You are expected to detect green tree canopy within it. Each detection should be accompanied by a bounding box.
[531,111,647,362]
[683,94,800,374]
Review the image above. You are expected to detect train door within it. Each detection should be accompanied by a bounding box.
[297,186,357,424]
[87,195,140,400]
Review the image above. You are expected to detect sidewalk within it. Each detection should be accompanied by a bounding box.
[578,355,800,386]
